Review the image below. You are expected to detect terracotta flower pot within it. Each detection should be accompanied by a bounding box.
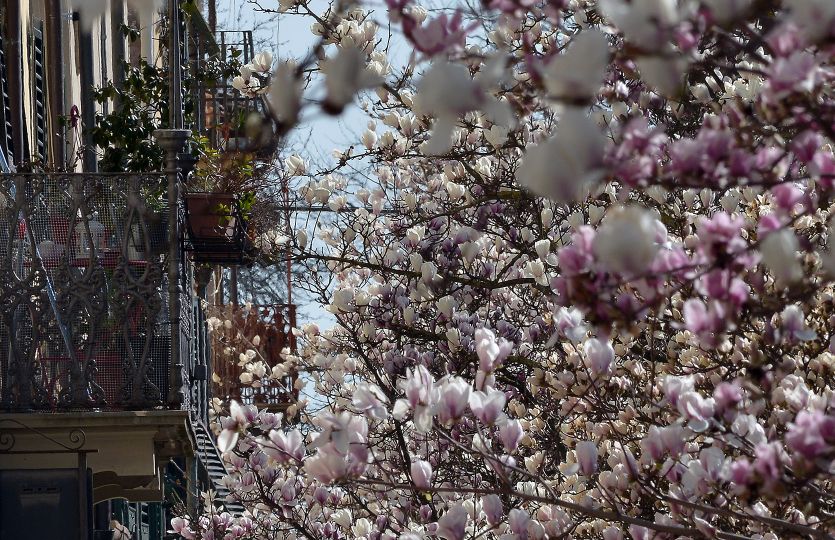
[184,192,237,240]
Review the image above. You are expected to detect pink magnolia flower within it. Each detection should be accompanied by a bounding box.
[683,299,729,346]
[499,419,525,452]
[218,401,259,452]
[353,382,390,419]
[583,338,614,376]
[785,410,835,460]
[436,504,468,540]
[169,517,196,540]
[753,442,786,486]
[410,459,433,488]
[436,377,471,424]
[264,428,305,463]
[394,365,437,432]
[576,440,599,476]
[469,388,506,425]
[662,376,695,408]
[554,307,588,343]
[304,445,351,484]
[482,495,504,526]
[768,51,819,96]
[713,381,743,411]
[727,458,754,486]
[696,212,747,257]
[475,327,513,372]
[402,11,474,56]
[677,391,716,432]
[508,508,531,538]
[780,305,817,342]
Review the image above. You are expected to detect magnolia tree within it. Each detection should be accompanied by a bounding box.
[174,0,835,539]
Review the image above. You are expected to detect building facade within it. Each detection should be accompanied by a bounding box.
[0,1,254,538]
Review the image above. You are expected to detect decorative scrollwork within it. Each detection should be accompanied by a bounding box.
[0,418,87,453]
[0,173,176,411]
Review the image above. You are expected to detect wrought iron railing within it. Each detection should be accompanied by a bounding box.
[190,30,267,152]
[0,172,186,411]
[207,303,297,412]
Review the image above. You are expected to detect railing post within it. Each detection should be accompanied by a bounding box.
[155,129,191,408]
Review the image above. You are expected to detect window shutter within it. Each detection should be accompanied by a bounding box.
[0,21,14,163]
[32,21,47,162]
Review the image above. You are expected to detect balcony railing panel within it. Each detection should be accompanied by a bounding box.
[207,303,297,412]
[0,173,176,411]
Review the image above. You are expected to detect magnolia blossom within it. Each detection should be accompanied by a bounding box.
[436,504,468,540]
[415,60,512,154]
[268,61,303,125]
[469,388,506,425]
[598,0,679,50]
[410,459,433,488]
[703,0,753,22]
[543,30,609,101]
[593,206,660,276]
[576,441,599,476]
[436,377,471,424]
[517,107,606,203]
[217,401,258,452]
[583,338,614,376]
[321,47,382,113]
[249,51,273,73]
[761,228,803,285]
[394,365,437,432]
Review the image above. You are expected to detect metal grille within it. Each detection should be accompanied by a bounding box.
[32,22,47,162]
[0,173,174,411]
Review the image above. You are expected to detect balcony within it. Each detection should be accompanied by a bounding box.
[0,172,187,412]
[194,30,273,156]
[207,302,297,412]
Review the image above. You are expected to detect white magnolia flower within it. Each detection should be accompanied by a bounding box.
[761,229,803,285]
[415,61,513,155]
[598,0,679,50]
[321,47,382,113]
[285,154,306,176]
[517,107,606,203]
[593,205,660,275]
[543,29,609,101]
[786,0,835,43]
[268,61,303,126]
[703,0,753,22]
[250,51,273,72]
[361,129,377,150]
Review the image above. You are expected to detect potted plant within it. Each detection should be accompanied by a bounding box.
[128,182,169,261]
[183,137,265,262]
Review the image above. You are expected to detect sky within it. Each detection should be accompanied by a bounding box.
[215,0,381,331]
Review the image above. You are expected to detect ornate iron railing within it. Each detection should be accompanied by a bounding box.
[0,172,184,411]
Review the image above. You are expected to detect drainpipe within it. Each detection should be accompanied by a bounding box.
[168,0,183,129]
[79,22,97,171]
[110,0,126,97]
[47,0,66,168]
[208,0,216,33]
